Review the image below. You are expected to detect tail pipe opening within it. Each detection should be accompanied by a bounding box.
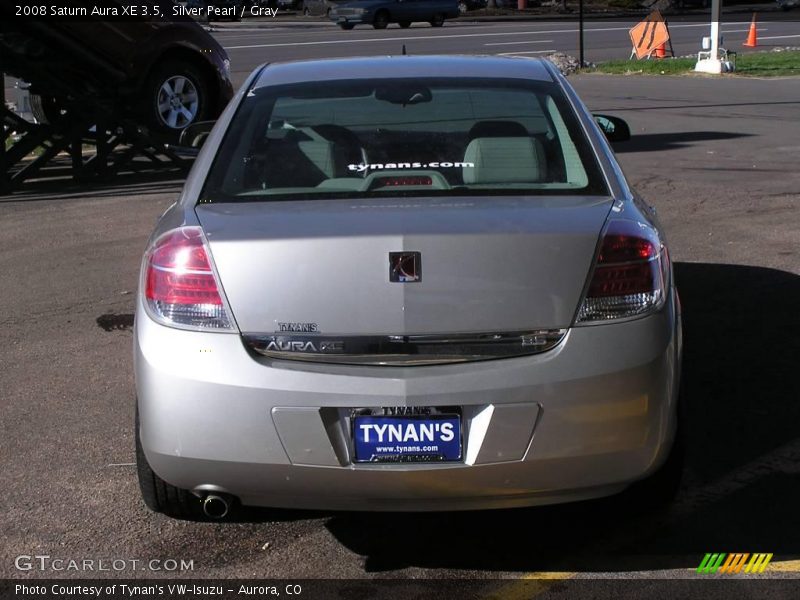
[202,493,232,519]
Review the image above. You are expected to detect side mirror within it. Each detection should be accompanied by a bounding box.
[593,114,631,143]
[178,120,215,149]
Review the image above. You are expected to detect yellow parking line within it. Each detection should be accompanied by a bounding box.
[483,572,574,600]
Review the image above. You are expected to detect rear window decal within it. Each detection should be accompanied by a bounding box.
[347,161,475,173]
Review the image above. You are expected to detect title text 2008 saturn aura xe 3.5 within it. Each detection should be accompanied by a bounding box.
[134,55,683,520]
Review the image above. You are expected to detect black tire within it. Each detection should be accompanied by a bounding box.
[29,93,66,125]
[135,405,203,519]
[398,20,411,28]
[626,430,684,509]
[142,59,212,139]
[430,13,445,27]
[373,10,389,29]
[622,377,686,511]
[339,22,354,29]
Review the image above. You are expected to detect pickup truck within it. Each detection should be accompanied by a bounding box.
[329,0,459,29]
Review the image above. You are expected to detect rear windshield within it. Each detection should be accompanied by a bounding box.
[199,77,608,203]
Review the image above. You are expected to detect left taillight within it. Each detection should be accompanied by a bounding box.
[143,226,234,330]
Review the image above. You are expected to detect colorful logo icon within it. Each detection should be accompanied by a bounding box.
[697,553,773,574]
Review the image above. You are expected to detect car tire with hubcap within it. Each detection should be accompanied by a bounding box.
[135,405,204,519]
[373,10,389,28]
[29,93,67,125]
[144,60,210,138]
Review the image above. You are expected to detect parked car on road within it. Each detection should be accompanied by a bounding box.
[135,55,684,520]
[330,0,459,29]
[303,0,341,16]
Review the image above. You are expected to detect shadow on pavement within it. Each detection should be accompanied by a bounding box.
[318,262,800,573]
[613,131,752,153]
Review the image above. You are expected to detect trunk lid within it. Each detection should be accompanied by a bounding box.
[196,196,612,336]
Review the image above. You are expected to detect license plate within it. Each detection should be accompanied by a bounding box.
[353,414,461,463]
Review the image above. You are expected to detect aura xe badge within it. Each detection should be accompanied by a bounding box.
[389,252,421,283]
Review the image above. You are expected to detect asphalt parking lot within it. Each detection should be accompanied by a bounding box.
[1,22,799,596]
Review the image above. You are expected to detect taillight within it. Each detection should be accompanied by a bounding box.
[576,220,667,323]
[143,226,233,330]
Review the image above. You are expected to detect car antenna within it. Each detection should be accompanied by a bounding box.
[402,44,407,56]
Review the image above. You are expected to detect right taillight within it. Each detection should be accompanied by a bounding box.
[576,219,667,323]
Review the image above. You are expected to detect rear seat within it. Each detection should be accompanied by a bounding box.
[462,136,547,184]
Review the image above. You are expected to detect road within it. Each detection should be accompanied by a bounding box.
[4,15,800,100]
[211,16,800,87]
[1,19,800,599]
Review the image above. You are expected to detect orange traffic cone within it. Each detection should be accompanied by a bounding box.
[743,13,758,47]
[655,42,667,58]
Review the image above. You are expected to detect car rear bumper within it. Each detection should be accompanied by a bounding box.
[135,291,681,511]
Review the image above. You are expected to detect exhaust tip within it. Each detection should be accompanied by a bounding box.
[202,494,230,519]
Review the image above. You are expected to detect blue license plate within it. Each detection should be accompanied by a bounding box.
[353,415,461,463]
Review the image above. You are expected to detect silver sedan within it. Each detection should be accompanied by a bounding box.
[134,55,683,520]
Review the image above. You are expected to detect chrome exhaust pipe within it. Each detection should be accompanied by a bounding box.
[202,494,230,519]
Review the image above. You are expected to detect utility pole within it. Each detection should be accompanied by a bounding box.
[694,0,726,73]
[578,0,585,67]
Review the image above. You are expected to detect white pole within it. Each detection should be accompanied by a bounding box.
[710,0,720,60]
[695,0,726,73]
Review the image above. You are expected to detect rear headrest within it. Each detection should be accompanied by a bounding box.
[468,120,529,139]
[462,137,547,184]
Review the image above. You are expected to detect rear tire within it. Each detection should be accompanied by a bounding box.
[29,93,66,125]
[373,10,389,28]
[142,59,212,140]
[622,377,686,511]
[430,13,445,26]
[136,405,203,519]
[626,429,684,509]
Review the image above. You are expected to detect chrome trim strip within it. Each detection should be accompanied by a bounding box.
[243,330,567,366]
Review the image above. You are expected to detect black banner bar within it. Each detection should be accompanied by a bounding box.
[4,579,800,600]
